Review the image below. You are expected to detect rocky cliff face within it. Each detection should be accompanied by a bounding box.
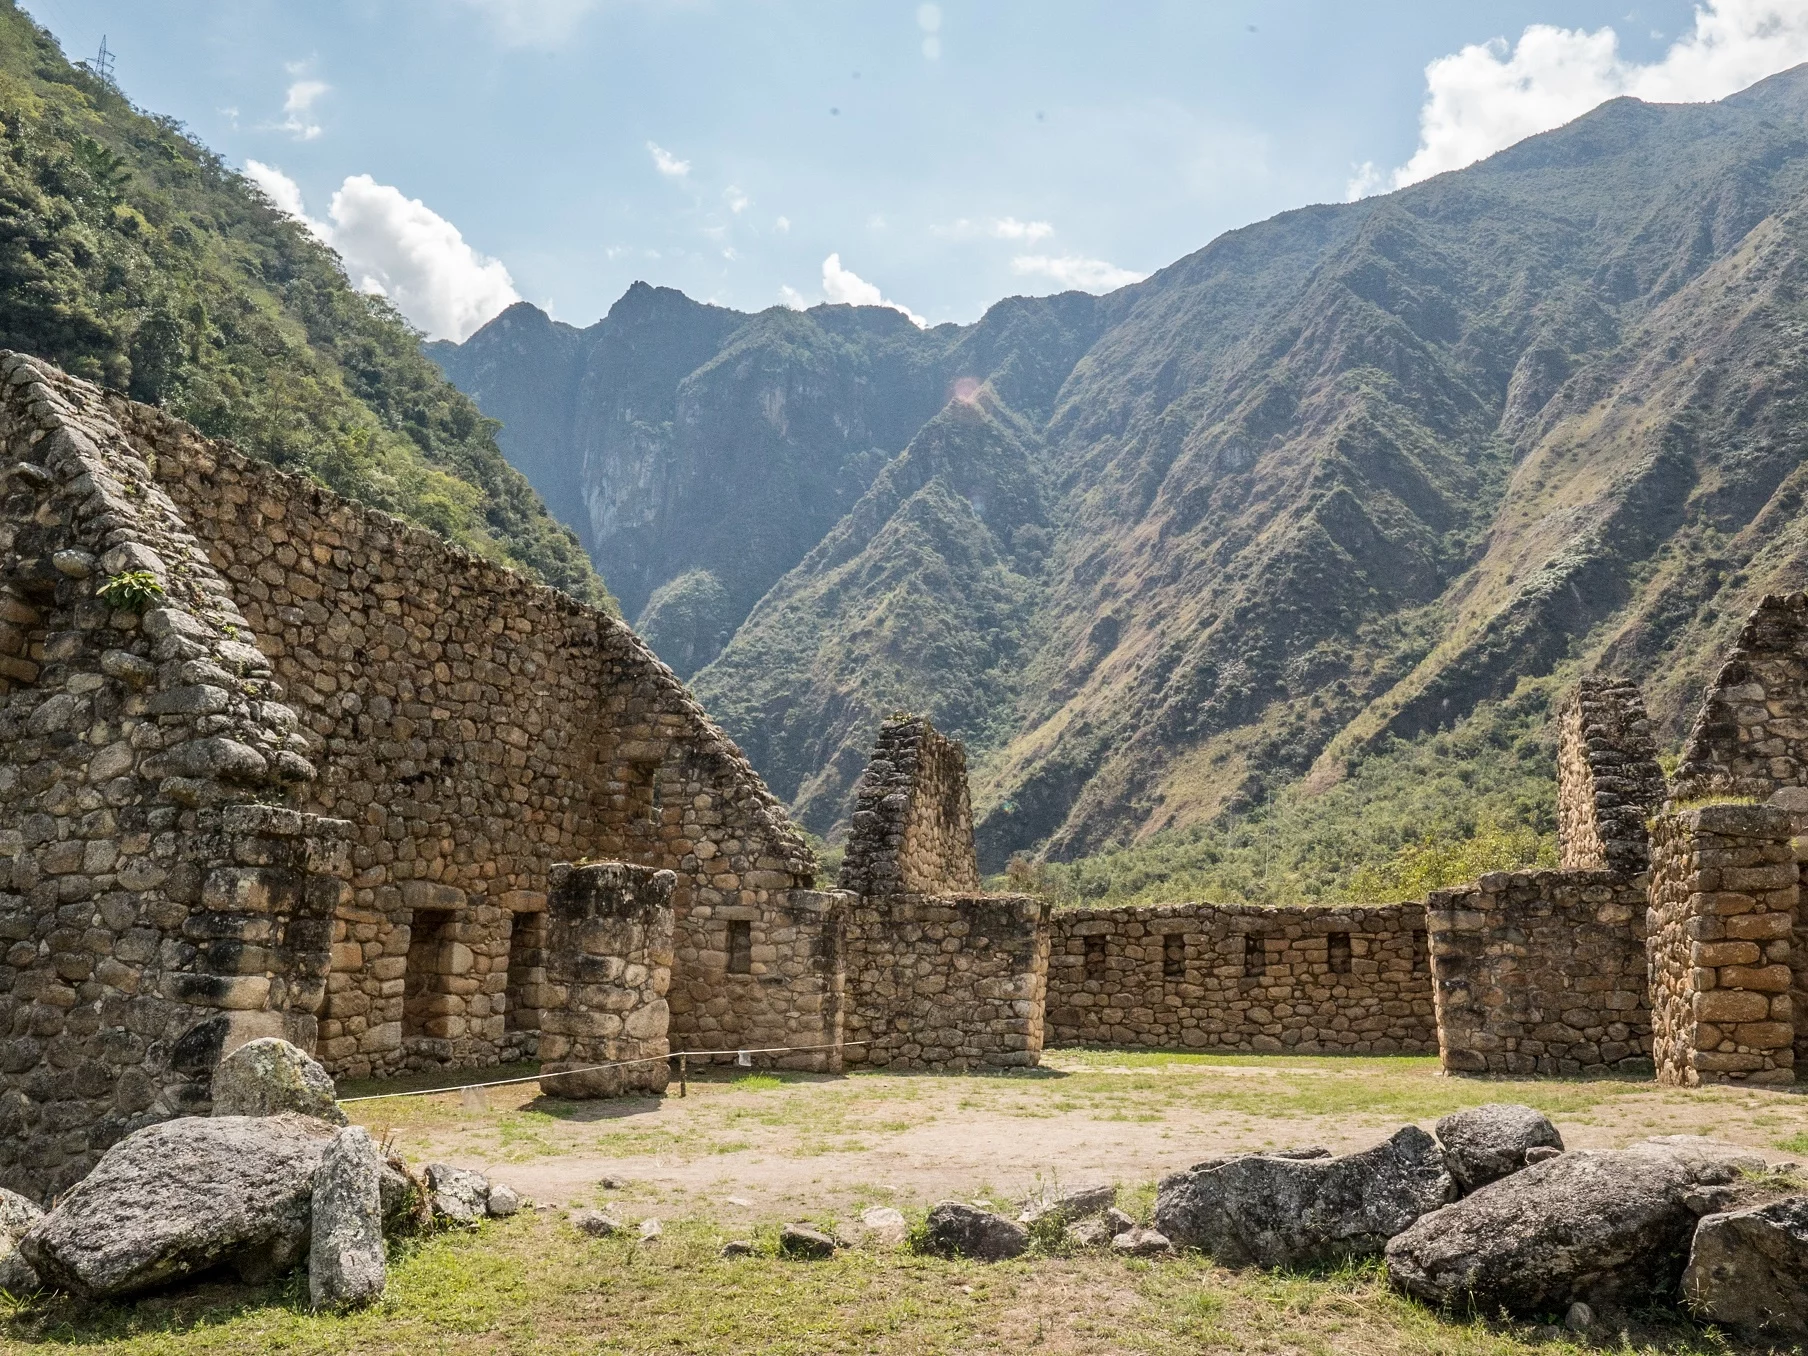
[435,66,1808,866]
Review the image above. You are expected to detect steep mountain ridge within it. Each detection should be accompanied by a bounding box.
[437,65,1808,872]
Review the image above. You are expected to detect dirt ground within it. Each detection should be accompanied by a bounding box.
[343,1049,1808,1226]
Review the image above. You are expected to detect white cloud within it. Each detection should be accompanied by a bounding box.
[775,215,791,232]
[821,253,926,327]
[1383,0,1808,191]
[990,216,1054,243]
[918,3,941,58]
[1344,161,1386,202]
[460,0,600,48]
[647,141,691,178]
[1011,254,1146,292]
[245,164,519,341]
[280,77,328,140]
[725,186,750,213]
[779,284,808,310]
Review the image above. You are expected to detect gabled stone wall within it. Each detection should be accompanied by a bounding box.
[1557,677,1666,874]
[1672,593,1808,809]
[838,715,980,898]
[1046,901,1435,1053]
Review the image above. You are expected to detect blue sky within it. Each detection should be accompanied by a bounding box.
[21,1,1808,337]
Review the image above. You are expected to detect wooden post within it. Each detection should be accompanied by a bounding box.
[679,1053,688,1097]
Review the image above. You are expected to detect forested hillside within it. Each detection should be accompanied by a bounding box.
[437,65,1808,897]
[0,4,601,601]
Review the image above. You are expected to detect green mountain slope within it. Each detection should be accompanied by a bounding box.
[437,65,1808,886]
[0,3,600,601]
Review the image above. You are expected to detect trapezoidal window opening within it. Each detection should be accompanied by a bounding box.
[1412,929,1430,975]
[1162,933,1186,979]
[1083,933,1107,981]
[726,919,753,975]
[504,911,546,1038]
[1244,932,1265,977]
[1327,932,1352,976]
[402,909,457,1043]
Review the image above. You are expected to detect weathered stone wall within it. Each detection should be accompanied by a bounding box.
[537,862,673,1097]
[838,716,980,899]
[1648,804,1797,1086]
[108,388,823,1077]
[1673,593,1808,811]
[0,353,354,1201]
[842,893,1048,1069]
[1426,869,1651,1076]
[1557,677,1667,874]
[1046,902,1436,1053]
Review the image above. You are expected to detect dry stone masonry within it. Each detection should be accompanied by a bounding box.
[1556,677,1666,874]
[839,715,981,899]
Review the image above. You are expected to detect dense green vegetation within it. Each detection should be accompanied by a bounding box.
[0,4,601,602]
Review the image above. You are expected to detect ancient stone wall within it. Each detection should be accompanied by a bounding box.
[108,387,822,1077]
[1673,593,1808,811]
[1426,869,1651,1076]
[0,353,353,1201]
[1648,804,1797,1086]
[536,862,674,1097]
[838,716,980,899]
[1046,902,1436,1053]
[842,893,1048,1069]
[1557,677,1667,874]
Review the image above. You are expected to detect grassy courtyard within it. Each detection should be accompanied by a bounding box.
[4,1051,1806,1355]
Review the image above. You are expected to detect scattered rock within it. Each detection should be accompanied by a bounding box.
[779,1224,836,1259]
[1523,1146,1562,1167]
[571,1210,625,1238]
[425,1163,490,1226]
[1104,1207,1136,1236]
[1385,1142,1754,1315]
[487,1184,522,1218]
[1681,1195,1808,1340]
[924,1201,1029,1261]
[1065,1217,1113,1249]
[1434,1104,1563,1194]
[721,1239,753,1258]
[0,1187,44,1294]
[1112,1227,1174,1258]
[599,1176,624,1190]
[1019,1183,1115,1227]
[859,1206,907,1245]
[308,1126,385,1310]
[20,1114,336,1298]
[1564,1301,1594,1333]
[379,1156,429,1235]
[209,1038,346,1125]
[639,1218,663,1242]
[1154,1127,1454,1268]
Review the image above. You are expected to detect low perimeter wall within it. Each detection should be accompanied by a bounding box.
[1046,902,1436,1053]
[1427,869,1651,1076]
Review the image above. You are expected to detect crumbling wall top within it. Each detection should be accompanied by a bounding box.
[1556,676,1666,874]
[838,714,980,898]
[1673,593,1808,814]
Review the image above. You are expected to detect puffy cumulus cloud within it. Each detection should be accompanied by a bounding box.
[1011,254,1145,292]
[990,217,1054,242]
[459,0,600,48]
[647,141,690,177]
[779,284,808,310]
[1376,0,1808,194]
[280,77,328,140]
[725,186,750,213]
[821,253,926,327]
[244,165,519,341]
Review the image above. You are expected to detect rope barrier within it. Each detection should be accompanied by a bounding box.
[335,1040,869,1104]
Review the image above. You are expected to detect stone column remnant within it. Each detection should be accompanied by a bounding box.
[1556,677,1667,874]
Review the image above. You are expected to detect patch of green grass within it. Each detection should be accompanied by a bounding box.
[730,1073,784,1091]
[1776,1132,1808,1156]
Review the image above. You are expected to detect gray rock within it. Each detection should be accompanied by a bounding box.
[1682,1196,1808,1340]
[1065,1216,1114,1248]
[1435,1104,1563,1194]
[0,1187,43,1295]
[1104,1206,1136,1236]
[721,1239,753,1257]
[308,1126,385,1310]
[486,1184,522,1218]
[571,1210,625,1238]
[924,1201,1029,1261]
[1020,1183,1115,1227]
[1384,1142,1750,1315]
[859,1206,907,1245]
[638,1218,662,1242]
[20,1114,336,1298]
[425,1163,490,1226]
[210,1038,346,1125]
[1112,1227,1174,1258]
[1523,1145,1562,1167]
[779,1223,836,1258]
[1154,1126,1454,1268]
[1564,1301,1595,1333]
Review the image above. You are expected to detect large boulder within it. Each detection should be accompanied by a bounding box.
[21,1114,337,1298]
[1385,1140,1763,1315]
[210,1038,346,1125]
[1153,1127,1454,1268]
[308,1126,386,1310]
[924,1202,1028,1261]
[1682,1196,1808,1340]
[0,1187,43,1294]
[1435,1104,1563,1194]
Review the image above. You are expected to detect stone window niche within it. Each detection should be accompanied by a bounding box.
[727,919,753,975]
[403,908,457,1043]
[504,911,546,1039]
[1328,932,1352,976]
[1244,932,1265,977]
[1084,933,1107,980]
[1411,929,1429,975]
[1162,933,1186,978]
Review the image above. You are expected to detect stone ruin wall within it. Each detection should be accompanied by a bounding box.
[0,353,356,1200]
[1426,869,1652,1075]
[1648,804,1797,1086]
[1046,902,1436,1053]
[1557,677,1666,874]
[115,391,832,1077]
[838,715,981,899]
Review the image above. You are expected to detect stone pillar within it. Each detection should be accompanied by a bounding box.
[839,715,981,898]
[1556,677,1666,873]
[536,862,674,1098]
[1649,804,1797,1087]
